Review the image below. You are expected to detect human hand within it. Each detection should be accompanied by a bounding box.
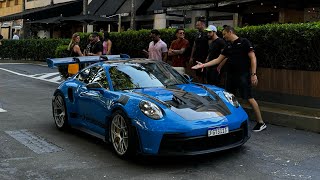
[191,61,204,72]
[168,49,174,56]
[251,75,258,86]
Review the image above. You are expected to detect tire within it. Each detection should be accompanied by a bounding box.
[110,110,136,158]
[52,92,69,130]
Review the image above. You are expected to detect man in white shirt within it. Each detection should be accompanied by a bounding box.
[12,32,19,40]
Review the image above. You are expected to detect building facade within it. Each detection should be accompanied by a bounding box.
[0,0,24,39]
[0,0,82,39]
[162,0,320,28]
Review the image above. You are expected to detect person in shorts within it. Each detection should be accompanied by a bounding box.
[192,26,266,132]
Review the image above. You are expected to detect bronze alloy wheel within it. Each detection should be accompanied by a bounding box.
[111,113,129,156]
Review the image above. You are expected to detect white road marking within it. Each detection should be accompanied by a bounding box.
[0,67,60,84]
[50,75,63,82]
[5,129,63,154]
[0,63,48,67]
[36,72,59,79]
[0,108,7,112]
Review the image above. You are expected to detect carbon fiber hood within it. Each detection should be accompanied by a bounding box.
[133,84,231,120]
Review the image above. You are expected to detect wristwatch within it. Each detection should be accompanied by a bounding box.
[251,73,256,76]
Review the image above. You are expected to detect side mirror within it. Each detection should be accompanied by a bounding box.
[86,82,103,89]
[86,82,105,94]
[183,74,193,82]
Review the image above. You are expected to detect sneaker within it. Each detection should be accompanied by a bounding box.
[253,123,267,132]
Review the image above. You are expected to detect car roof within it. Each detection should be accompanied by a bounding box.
[100,58,162,67]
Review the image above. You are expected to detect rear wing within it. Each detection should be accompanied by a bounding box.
[46,54,130,68]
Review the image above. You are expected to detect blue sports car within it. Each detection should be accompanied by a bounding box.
[48,55,250,158]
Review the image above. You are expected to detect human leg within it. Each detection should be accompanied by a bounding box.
[238,73,266,132]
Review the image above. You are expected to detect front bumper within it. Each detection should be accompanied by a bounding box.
[158,120,249,155]
[133,116,250,155]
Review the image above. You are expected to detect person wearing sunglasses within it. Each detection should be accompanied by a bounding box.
[168,28,190,75]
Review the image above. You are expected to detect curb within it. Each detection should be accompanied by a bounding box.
[243,107,320,133]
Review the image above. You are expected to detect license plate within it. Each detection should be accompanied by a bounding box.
[208,126,229,137]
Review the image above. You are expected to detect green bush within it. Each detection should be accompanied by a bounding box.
[236,22,320,71]
[76,29,197,58]
[55,45,70,58]
[0,39,69,61]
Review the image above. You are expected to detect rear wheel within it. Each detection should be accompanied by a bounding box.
[52,93,69,130]
[110,110,135,158]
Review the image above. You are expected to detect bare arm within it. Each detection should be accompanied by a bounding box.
[88,52,102,56]
[217,58,227,73]
[248,51,258,86]
[74,45,84,56]
[169,48,186,56]
[192,54,226,70]
[162,52,168,62]
[106,40,112,55]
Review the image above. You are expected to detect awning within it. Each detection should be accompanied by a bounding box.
[88,0,127,16]
[162,0,220,7]
[0,0,82,22]
[163,0,256,11]
[27,14,118,24]
[27,16,65,24]
[116,0,145,14]
[62,14,116,24]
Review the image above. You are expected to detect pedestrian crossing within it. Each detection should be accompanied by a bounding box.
[28,72,63,84]
[0,67,63,84]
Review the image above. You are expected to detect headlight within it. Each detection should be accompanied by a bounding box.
[139,100,163,120]
[223,91,240,108]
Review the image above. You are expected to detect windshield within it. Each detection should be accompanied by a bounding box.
[109,62,188,91]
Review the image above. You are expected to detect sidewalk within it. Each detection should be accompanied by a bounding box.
[241,100,320,133]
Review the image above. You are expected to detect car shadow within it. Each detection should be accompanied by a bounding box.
[129,145,250,168]
[57,126,251,168]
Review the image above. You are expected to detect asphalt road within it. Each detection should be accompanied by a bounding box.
[0,63,319,180]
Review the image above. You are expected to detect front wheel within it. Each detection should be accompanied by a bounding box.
[52,93,69,130]
[110,110,136,158]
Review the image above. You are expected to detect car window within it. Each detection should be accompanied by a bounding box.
[109,62,188,91]
[89,68,109,89]
[75,66,100,84]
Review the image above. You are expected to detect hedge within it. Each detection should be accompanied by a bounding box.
[0,22,320,71]
[0,39,69,61]
[237,23,320,71]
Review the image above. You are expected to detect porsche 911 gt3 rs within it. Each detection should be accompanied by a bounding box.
[48,55,250,158]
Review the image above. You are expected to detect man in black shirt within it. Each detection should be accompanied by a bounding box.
[205,25,226,85]
[189,18,209,83]
[86,32,103,56]
[192,26,266,132]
